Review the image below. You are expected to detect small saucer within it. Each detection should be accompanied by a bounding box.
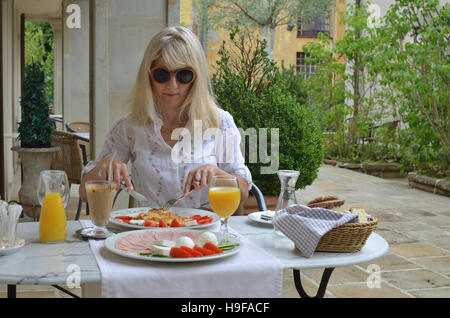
[0,239,25,256]
[76,227,112,239]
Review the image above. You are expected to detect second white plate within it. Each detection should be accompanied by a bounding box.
[247,211,275,225]
[109,207,219,230]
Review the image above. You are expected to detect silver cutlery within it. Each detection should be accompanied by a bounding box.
[120,184,157,207]
[161,189,194,211]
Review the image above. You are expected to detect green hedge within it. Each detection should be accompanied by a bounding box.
[212,27,323,195]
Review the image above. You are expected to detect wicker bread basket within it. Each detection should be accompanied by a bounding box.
[314,216,378,253]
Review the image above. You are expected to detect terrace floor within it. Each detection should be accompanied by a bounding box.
[1,164,449,298]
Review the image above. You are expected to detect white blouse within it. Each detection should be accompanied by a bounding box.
[83,108,252,208]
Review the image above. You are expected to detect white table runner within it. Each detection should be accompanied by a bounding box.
[81,220,283,298]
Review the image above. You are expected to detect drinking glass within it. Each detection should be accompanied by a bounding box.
[83,180,117,238]
[37,170,70,243]
[208,175,240,236]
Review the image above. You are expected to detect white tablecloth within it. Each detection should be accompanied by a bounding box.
[81,220,283,298]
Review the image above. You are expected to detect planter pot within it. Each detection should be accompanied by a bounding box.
[324,158,408,179]
[11,146,60,219]
[322,158,337,166]
[362,163,406,178]
[408,172,450,197]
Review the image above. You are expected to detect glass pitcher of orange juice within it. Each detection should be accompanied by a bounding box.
[37,170,70,243]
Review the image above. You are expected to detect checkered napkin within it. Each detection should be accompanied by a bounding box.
[272,204,359,258]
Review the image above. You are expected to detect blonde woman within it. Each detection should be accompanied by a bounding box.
[79,26,251,209]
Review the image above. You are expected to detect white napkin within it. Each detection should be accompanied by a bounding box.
[80,220,283,298]
[272,204,358,258]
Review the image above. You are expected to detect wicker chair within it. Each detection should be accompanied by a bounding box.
[51,130,89,220]
[66,121,90,163]
[65,121,89,133]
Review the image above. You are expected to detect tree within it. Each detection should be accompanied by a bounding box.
[379,0,449,173]
[25,22,54,107]
[18,61,54,148]
[194,0,336,59]
[304,1,385,161]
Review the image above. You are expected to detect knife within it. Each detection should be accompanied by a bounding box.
[120,184,158,207]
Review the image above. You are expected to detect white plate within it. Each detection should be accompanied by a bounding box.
[0,239,25,256]
[109,207,219,230]
[247,211,275,225]
[104,228,241,263]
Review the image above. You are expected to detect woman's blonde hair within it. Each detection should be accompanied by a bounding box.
[127,26,219,131]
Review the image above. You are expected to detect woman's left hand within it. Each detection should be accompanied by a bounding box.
[183,164,229,196]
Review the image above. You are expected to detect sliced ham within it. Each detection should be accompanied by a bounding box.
[115,230,203,255]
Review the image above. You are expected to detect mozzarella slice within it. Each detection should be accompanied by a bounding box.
[151,245,172,256]
[183,220,198,227]
[129,220,145,225]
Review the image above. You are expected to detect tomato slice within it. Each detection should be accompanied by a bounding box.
[180,246,203,257]
[194,246,215,256]
[203,242,223,254]
[159,219,168,227]
[144,220,158,227]
[197,216,213,224]
[170,219,182,227]
[191,215,202,220]
[170,247,193,258]
[115,216,132,221]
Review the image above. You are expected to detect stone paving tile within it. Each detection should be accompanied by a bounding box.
[389,243,450,258]
[328,282,412,298]
[381,221,439,233]
[358,253,421,271]
[0,291,59,298]
[381,269,450,290]
[0,284,82,298]
[409,287,450,298]
[301,266,369,285]
[410,216,450,231]
[374,228,419,245]
[402,230,450,251]
[412,256,450,274]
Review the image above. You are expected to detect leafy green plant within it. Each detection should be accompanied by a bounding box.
[25,22,54,107]
[212,27,323,195]
[379,0,449,174]
[303,2,390,163]
[17,61,54,148]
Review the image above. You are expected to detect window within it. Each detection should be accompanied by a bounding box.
[296,52,316,79]
[297,16,330,38]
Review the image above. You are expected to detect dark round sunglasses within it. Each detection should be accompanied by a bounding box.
[150,67,195,84]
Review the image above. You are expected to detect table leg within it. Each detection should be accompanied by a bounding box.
[293,268,334,298]
[52,285,80,298]
[7,284,16,298]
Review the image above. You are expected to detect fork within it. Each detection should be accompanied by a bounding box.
[161,189,194,211]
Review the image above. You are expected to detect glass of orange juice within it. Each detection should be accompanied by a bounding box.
[208,175,240,236]
[37,170,70,243]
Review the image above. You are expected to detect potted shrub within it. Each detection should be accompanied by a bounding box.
[212,27,323,212]
[11,61,59,219]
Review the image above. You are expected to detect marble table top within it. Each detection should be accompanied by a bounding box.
[0,221,100,285]
[0,217,388,285]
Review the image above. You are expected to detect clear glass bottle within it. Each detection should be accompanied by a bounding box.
[274,170,300,236]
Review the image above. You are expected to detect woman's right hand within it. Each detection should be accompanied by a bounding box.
[79,155,133,202]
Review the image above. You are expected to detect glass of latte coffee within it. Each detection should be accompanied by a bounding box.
[84,180,117,237]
